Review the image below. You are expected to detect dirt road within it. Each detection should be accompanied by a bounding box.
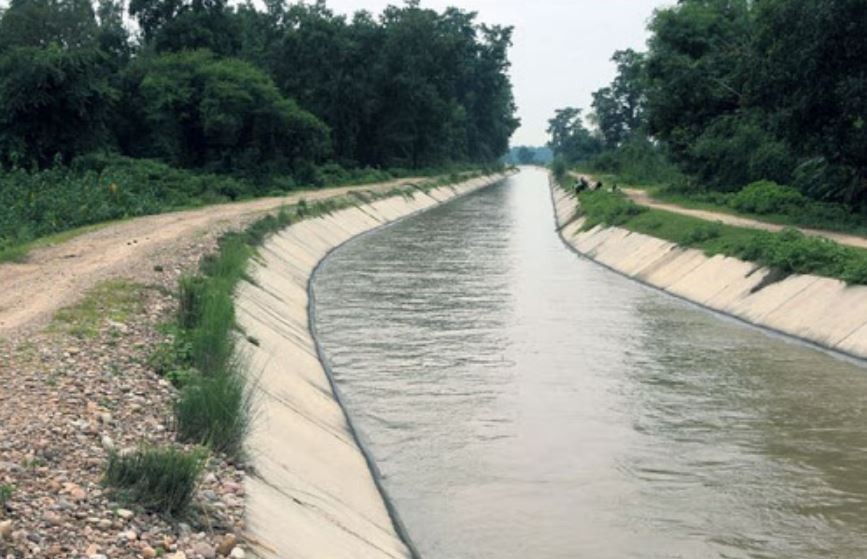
[0,179,419,338]
[568,173,867,250]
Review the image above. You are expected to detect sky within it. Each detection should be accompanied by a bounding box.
[326,0,675,146]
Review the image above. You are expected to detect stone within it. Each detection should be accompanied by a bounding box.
[43,511,62,526]
[0,520,12,540]
[141,545,157,559]
[229,547,245,559]
[192,542,216,559]
[101,435,115,451]
[116,508,134,520]
[215,534,237,556]
[84,543,100,555]
[169,552,187,559]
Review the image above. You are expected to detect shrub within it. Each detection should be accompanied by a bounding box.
[733,228,849,277]
[103,446,206,516]
[679,222,722,244]
[729,181,806,215]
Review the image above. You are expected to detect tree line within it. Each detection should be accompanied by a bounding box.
[0,0,519,177]
[548,0,867,210]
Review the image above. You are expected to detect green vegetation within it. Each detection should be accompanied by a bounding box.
[52,280,145,338]
[0,483,13,511]
[572,188,867,285]
[0,0,518,259]
[103,446,206,516]
[549,0,867,223]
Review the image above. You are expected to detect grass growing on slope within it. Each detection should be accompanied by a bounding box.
[574,189,867,285]
[103,446,206,516]
[580,169,867,237]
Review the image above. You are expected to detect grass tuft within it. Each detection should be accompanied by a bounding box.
[103,446,206,516]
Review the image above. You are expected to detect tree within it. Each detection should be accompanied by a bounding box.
[591,49,646,148]
[0,45,116,167]
[121,50,330,177]
[517,146,535,165]
[751,0,867,203]
[547,107,601,163]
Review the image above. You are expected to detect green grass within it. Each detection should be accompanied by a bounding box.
[572,188,867,285]
[579,169,867,238]
[175,369,250,457]
[51,280,145,338]
[0,483,13,511]
[103,446,206,516]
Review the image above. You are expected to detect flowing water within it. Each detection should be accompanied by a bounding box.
[311,168,867,558]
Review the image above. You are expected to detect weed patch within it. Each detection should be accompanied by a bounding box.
[103,446,205,516]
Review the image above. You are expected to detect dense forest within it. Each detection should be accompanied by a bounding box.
[0,0,518,256]
[549,0,867,213]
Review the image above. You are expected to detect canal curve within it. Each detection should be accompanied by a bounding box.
[310,167,867,559]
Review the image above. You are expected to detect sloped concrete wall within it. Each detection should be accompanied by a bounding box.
[235,173,510,559]
[550,177,867,361]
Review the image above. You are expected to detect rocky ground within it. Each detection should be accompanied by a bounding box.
[0,229,250,559]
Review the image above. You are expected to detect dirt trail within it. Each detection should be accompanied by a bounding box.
[0,179,418,338]
[568,172,867,250]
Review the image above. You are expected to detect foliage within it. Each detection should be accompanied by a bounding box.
[0,45,115,168]
[590,49,646,149]
[589,136,684,186]
[103,445,206,516]
[120,49,330,176]
[0,156,255,253]
[728,181,806,215]
[555,0,867,211]
[546,108,602,164]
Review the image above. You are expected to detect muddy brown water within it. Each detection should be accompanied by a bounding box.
[312,168,867,558]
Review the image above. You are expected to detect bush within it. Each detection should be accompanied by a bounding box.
[733,227,851,277]
[103,446,206,516]
[729,181,806,215]
[679,222,722,244]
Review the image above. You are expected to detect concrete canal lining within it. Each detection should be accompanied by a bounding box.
[550,176,867,361]
[234,172,511,558]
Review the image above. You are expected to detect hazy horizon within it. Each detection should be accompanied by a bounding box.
[326,0,674,147]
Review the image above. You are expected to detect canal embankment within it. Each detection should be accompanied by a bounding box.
[550,175,867,360]
[234,172,511,558]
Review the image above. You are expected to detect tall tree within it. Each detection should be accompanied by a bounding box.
[547,107,601,163]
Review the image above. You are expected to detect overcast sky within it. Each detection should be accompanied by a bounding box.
[326,0,674,146]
